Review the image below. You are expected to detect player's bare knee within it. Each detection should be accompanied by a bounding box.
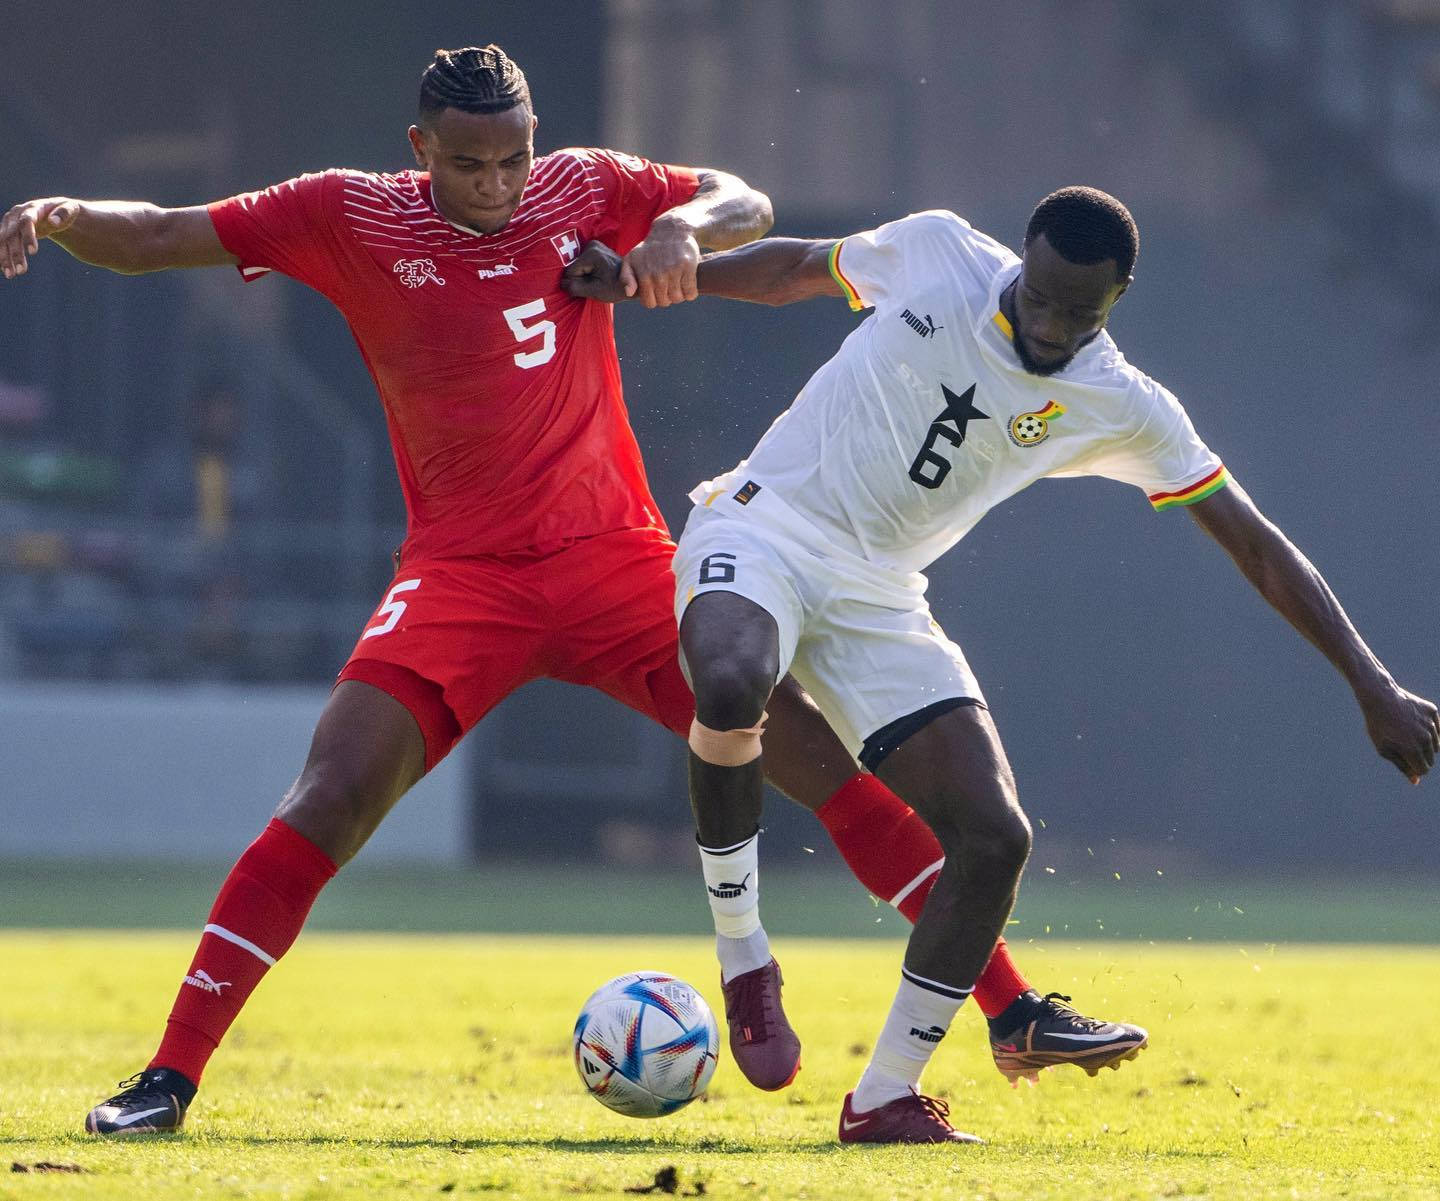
[922,778,1030,873]
[689,657,775,731]
[958,804,1032,880]
[275,766,387,865]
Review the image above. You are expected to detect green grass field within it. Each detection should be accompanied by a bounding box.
[2,933,1437,1200]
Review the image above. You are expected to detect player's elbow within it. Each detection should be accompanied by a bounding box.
[750,191,775,239]
[705,176,774,250]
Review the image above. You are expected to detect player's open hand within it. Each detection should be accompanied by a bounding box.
[1357,680,1439,784]
[1,198,80,279]
[562,240,634,304]
[623,214,700,309]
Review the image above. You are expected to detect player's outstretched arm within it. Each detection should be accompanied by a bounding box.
[1,198,235,279]
[564,236,845,308]
[622,169,773,309]
[1188,480,1439,782]
[695,237,844,307]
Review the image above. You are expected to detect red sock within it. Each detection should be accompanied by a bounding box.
[816,773,1032,1018]
[149,818,336,1084]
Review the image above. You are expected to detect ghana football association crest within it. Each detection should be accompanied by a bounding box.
[1007,400,1066,447]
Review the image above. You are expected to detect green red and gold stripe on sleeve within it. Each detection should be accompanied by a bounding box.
[828,241,863,311]
[1148,465,1229,511]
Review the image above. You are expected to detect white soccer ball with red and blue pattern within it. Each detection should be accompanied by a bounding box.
[572,971,719,1118]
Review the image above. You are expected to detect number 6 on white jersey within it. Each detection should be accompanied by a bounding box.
[362,578,421,640]
[503,298,556,368]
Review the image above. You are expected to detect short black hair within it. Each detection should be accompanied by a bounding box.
[418,45,531,122]
[1024,186,1138,280]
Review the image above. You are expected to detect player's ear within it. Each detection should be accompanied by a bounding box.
[407,125,429,168]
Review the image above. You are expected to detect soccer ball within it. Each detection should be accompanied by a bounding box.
[572,971,719,1118]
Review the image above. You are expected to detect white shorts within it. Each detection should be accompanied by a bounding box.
[672,494,983,762]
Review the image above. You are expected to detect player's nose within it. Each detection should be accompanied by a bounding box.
[1030,317,1070,350]
[473,167,506,201]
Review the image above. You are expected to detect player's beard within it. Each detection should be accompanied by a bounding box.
[1011,328,1092,377]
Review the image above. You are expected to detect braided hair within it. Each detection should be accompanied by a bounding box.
[1024,187,1139,280]
[418,45,531,122]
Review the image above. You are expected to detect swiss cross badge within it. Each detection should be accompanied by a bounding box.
[551,230,581,264]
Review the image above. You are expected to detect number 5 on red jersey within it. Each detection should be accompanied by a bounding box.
[362,578,421,640]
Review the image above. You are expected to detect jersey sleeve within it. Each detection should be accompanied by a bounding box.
[828,210,969,312]
[207,170,348,294]
[572,147,702,257]
[1075,377,1229,511]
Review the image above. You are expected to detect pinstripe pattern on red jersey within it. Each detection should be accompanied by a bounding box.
[340,153,605,260]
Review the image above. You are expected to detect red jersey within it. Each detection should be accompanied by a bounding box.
[208,149,699,559]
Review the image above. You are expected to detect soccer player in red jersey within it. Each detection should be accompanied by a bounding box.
[2,45,1135,1135]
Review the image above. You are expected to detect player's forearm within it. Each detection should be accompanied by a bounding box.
[45,201,173,274]
[51,201,229,274]
[1222,514,1392,696]
[696,239,829,306]
[658,171,774,252]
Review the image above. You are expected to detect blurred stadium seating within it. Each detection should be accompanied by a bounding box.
[1,0,1436,871]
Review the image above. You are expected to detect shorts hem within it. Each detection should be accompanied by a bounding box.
[858,696,987,772]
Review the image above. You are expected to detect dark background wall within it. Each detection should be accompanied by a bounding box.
[2,1,1437,874]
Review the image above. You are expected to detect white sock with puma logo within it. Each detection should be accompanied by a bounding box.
[698,832,771,982]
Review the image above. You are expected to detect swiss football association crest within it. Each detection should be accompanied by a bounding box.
[393,258,445,288]
[551,230,580,264]
[1007,400,1066,447]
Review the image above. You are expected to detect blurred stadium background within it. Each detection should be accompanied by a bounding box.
[2,0,1438,937]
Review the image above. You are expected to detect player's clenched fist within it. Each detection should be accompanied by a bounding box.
[562,240,633,304]
[1358,682,1440,784]
[623,212,701,309]
[1,198,80,279]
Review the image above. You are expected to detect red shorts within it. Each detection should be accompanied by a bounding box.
[338,526,695,770]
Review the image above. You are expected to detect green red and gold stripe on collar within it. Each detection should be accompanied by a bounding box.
[992,310,1014,338]
[1148,464,1229,511]
[829,241,863,311]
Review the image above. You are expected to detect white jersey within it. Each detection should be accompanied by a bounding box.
[688,211,1227,575]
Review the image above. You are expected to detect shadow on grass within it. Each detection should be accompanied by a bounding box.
[3,1132,1232,1160]
[2,1133,846,1155]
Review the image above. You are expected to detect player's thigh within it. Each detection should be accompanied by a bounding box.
[275,679,428,865]
[871,701,1027,862]
[789,590,984,763]
[342,558,545,766]
[761,677,863,812]
[543,527,695,736]
[671,508,804,685]
[543,536,855,796]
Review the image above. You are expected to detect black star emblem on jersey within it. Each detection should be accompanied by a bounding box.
[934,382,988,439]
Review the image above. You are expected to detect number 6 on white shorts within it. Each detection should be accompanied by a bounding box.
[362,578,421,640]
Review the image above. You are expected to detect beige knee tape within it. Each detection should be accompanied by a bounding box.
[688,714,768,767]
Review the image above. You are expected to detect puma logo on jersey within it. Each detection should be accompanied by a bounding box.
[901,308,942,338]
[476,260,519,279]
[393,258,446,287]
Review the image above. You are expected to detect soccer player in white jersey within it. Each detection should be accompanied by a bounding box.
[567,186,1439,1144]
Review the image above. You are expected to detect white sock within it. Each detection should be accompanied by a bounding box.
[716,927,772,983]
[698,832,770,982]
[850,969,969,1113]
